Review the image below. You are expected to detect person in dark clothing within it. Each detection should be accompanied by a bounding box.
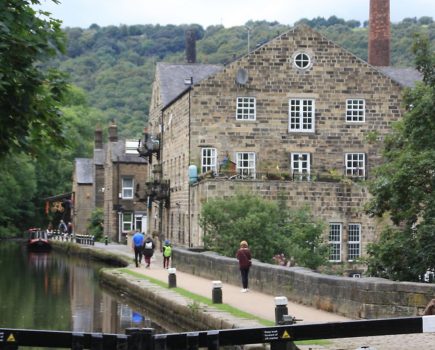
[143,235,155,268]
[131,231,144,267]
[236,240,252,292]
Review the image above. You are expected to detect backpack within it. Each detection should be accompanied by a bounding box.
[145,241,153,249]
[163,245,172,257]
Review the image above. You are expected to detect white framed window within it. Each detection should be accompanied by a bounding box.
[289,99,315,132]
[346,99,365,122]
[345,153,365,178]
[122,212,133,232]
[122,177,134,199]
[236,97,256,120]
[236,152,256,178]
[329,223,342,262]
[293,52,311,70]
[348,223,361,261]
[291,153,311,180]
[201,148,217,174]
[125,140,139,154]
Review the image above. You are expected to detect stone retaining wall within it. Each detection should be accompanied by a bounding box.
[172,247,435,319]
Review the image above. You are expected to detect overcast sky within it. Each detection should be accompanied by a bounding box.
[37,0,435,29]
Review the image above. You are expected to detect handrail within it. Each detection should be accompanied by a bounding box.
[1,316,434,349]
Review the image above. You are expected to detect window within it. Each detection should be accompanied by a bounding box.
[291,153,310,180]
[345,153,365,178]
[122,177,134,199]
[329,223,342,262]
[348,224,361,261]
[201,148,217,174]
[236,152,256,178]
[125,140,139,154]
[289,99,315,132]
[122,212,133,232]
[293,52,311,70]
[236,97,256,120]
[346,99,365,122]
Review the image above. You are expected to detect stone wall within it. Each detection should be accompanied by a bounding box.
[190,179,378,262]
[172,247,435,319]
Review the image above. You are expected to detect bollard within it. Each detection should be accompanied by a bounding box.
[212,280,223,304]
[275,296,289,325]
[105,235,108,245]
[168,267,177,288]
[272,296,300,350]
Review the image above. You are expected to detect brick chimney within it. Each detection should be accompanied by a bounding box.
[185,30,196,64]
[94,126,103,149]
[108,121,118,142]
[368,0,390,66]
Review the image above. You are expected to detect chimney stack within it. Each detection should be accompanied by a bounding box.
[368,0,390,66]
[185,30,196,64]
[108,121,118,142]
[94,126,103,149]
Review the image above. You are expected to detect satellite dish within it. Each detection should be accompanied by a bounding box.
[235,68,248,85]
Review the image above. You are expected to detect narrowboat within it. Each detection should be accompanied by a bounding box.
[27,228,52,252]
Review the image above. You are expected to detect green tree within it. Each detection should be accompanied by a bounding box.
[200,194,328,269]
[0,154,37,237]
[0,0,68,158]
[366,35,435,280]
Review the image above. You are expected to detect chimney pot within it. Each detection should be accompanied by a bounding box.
[108,121,118,142]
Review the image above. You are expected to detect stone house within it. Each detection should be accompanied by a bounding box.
[72,123,148,242]
[142,4,420,268]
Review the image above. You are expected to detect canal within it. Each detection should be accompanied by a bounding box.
[0,240,168,337]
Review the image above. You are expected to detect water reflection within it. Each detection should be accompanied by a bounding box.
[0,240,164,335]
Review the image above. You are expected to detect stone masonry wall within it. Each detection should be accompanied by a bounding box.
[172,247,435,320]
[190,179,379,261]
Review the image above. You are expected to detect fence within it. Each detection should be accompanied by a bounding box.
[1,316,435,349]
[51,231,95,245]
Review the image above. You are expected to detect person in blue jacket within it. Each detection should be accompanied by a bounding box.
[131,231,144,267]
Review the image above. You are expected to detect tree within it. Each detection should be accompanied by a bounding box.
[199,194,328,269]
[0,0,68,158]
[366,35,435,280]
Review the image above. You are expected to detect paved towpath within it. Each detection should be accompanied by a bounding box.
[92,242,435,350]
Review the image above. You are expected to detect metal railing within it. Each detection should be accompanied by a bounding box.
[1,316,434,349]
[50,232,95,245]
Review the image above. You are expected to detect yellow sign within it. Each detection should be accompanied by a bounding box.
[281,330,291,339]
[7,333,16,342]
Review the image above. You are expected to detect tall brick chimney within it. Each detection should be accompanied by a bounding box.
[94,126,103,149]
[185,30,196,64]
[368,0,390,66]
[108,121,118,142]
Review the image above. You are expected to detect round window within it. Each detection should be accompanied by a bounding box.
[293,52,311,70]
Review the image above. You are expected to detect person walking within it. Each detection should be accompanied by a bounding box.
[143,235,155,268]
[162,239,172,269]
[132,230,144,267]
[58,220,67,235]
[236,240,252,293]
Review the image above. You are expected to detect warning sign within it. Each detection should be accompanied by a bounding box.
[7,334,16,342]
[281,330,291,339]
[263,329,279,341]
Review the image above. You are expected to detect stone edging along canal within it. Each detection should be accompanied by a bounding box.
[51,241,264,334]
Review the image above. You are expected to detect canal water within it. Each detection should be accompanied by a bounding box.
[0,240,167,337]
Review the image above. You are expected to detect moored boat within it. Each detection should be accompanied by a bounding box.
[27,228,52,252]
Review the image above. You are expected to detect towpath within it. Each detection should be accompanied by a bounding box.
[92,242,434,350]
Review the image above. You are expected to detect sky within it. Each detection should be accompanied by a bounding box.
[37,0,435,29]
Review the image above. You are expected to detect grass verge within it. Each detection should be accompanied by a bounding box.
[119,268,330,346]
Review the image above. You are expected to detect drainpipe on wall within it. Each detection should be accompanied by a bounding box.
[188,87,192,248]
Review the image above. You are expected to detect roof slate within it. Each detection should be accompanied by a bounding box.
[75,158,93,184]
[157,63,223,107]
[377,67,423,88]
